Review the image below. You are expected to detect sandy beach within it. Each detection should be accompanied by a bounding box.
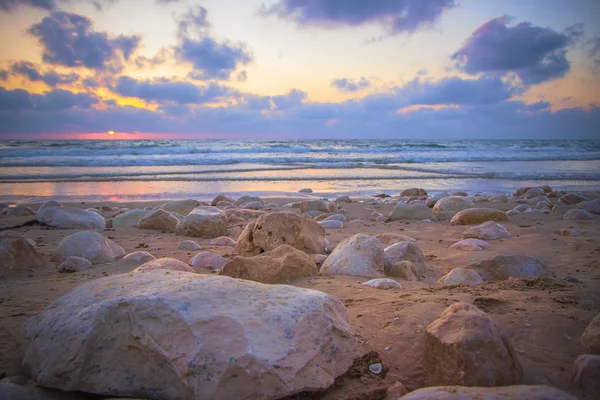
[1,189,599,399]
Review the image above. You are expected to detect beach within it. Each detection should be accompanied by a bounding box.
[1,188,599,399]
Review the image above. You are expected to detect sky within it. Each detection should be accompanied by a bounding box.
[0,0,599,140]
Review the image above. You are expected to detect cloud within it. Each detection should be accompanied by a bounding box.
[0,70,8,81]
[0,87,97,110]
[114,76,233,104]
[331,77,371,93]
[260,0,456,34]
[176,5,210,38]
[0,0,56,11]
[177,37,252,80]
[11,61,79,87]
[27,11,141,71]
[452,16,579,84]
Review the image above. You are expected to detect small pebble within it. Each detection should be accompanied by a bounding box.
[369,363,383,374]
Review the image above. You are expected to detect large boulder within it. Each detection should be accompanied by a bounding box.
[37,207,105,229]
[388,203,436,221]
[0,232,46,273]
[578,199,600,214]
[320,234,384,278]
[432,196,475,221]
[400,188,427,197]
[524,187,545,199]
[462,221,512,241]
[400,385,576,400]
[559,193,588,205]
[137,209,180,232]
[564,209,594,221]
[384,242,428,275]
[0,376,89,400]
[189,252,228,271]
[375,233,416,246]
[449,239,491,251]
[425,303,523,386]
[175,206,228,238]
[236,212,325,257]
[133,257,195,273]
[300,200,331,214]
[52,231,125,265]
[450,208,508,225]
[112,209,152,228]
[581,313,600,354]
[467,255,552,281]
[219,244,317,284]
[425,192,450,208]
[572,354,600,397]
[160,199,200,216]
[22,272,355,400]
[437,268,483,285]
[36,200,62,217]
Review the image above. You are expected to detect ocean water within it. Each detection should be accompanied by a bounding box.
[0,139,599,201]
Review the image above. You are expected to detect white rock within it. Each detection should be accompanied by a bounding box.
[401,385,577,400]
[318,220,344,229]
[189,251,228,271]
[437,268,483,285]
[449,239,491,251]
[52,231,125,265]
[123,251,155,264]
[133,257,195,273]
[388,203,436,221]
[175,206,228,238]
[209,236,236,246]
[433,196,475,221]
[137,209,180,232]
[112,209,152,228]
[160,199,201,216]
[384,242,428,275]
[320,234,384,278]
[38,206,105,229]
[362,278,402,290]
[463,221,512,241]
[177,240,201,251]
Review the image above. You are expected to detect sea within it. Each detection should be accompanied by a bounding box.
[0,139,599,202]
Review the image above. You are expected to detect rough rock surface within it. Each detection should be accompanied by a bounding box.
[112,209,152,228]
[37,206,105,229]
[123,251,155,264]
[236,212,325,257]
[52,231,125,265]
[320,234,384,278]
[361,278,402,290]
[209,236,236,246]
[449,239,492,251]
[572,354,600,397]
[137,209,180,232]
[387,260,422,281]
[160,199,200,216]
[425,303,523,386]
[400,385,577,400]
[450,208,509,225]
[133,257,195,273]
[219,244,317,284]
[462,221,512,240]
[467,255,552,281]
[433,196,475,221]
[437,268,484,285]
[375,233,417,246]
[189,252,228,271]
[581,313,600,354]
[176,240,201,251]
[384,242,428,275]
[57,256,92,273]
[175,207,228,238]
[0,232,46,273]
[388,203,436,221]
[22,271,356,400]
[563,209,594,221]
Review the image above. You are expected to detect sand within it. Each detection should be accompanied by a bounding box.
[0,195,599,399]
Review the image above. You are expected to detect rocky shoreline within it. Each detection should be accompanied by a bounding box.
[0,187,599,399]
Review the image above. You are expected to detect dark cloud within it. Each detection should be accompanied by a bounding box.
[331,77,371,93]
[242,89,307,111]
[0,0,119,12]
[27,11,141,71]
[452,16,577,85]
[0,70,9,81]
[176,5,210,38]
[114,76,233,104]
[0,87,34,109]
[0,87,97,110]
[177,37,252,80]
[260,0,456,34]
[11,61,79,87]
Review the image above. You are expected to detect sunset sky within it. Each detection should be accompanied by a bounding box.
[0,0,599,139]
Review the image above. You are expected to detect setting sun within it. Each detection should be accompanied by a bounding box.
[108,130,115,136]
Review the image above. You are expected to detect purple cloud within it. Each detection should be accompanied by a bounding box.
[260,0,456,34]
[0,87,97,110]
[331,77,371,93]
[11,61,79,87]
[177,37,252,81]
[452,16,579,84]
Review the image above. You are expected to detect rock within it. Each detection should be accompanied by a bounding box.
[4,205,35,216]
[388,203,436,221]
[335,196,352,203]
[318,220,344,229]
[558,228,583,237]
[177,240,201,251]
[512,204,531,213]
[305,210,325,218]
[564,209,594,221]
[400,385,576,400]
[578,199,600,214]
[0,232,46,273]
[0,376,89,400]
[581,313,600,354]
[433,196,475,221]
[57,256,92,273]
[22,272,355,399]
[467,255,552,281]
[551,203,571,217]
[36,200,62,217]
[425,303,523,386]
[123,251,155,263]
[400,188,427,197]
[298,188,313,193]
[189,251,228,271]
[219,244,317,284]
[559,193,588,205]
[524,187,545,199]
[52,231,125,265]
[425,192,450,208]
[463,222,512,241]
[362,278,402,290]
[515,187,532,196]
[449,239,491,251]
[37,206,105,229]
[242,201,264,210]
[526,195,550,206]
[572,354,600,397]
[384,242,428,275]
[489,194,509,203]
[299,200,329,213]
[451,191,468,197]
[549,190,566,198]
[209,236,236,246]
[320,234,384,278]
[224,208,265,221]
[375,233,416,246]
[310,254,327,265]
[450,208,508,225]
[216,201,235,208]
[236,212,325,257]
[324,214,346,222]
[136,209,179,232]
[160,199,200,216]
[387,260,422,281]
[133,257,195,273]
[437,268,483,285]
[211,194,235,206]
[235,196,262,207]
[112,209,152,228]
[264,203,278,208]
[175,206,228,238]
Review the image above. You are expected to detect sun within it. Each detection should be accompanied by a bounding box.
[108,130,115,136]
